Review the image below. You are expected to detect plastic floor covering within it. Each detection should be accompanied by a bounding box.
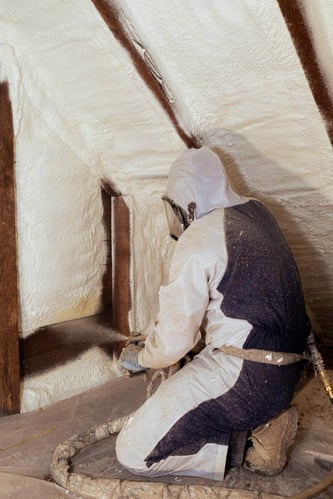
[0,371,332,498]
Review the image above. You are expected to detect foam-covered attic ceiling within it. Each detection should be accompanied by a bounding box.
[0,0,333,343]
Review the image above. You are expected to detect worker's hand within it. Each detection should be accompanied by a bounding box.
[118,343,146,373]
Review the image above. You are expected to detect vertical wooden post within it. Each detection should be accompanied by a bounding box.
[112,196,130,336]
[0,82,20,415]
[101,185,131,336]
[101,187,113,312]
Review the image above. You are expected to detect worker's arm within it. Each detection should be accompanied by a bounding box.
[119,210,226,372]
[138,243,211,369]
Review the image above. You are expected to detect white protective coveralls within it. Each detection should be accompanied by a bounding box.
[116,146,310,481]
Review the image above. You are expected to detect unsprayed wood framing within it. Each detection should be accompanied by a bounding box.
[101,184,131,336]
[0,82,20,415]
[277,0,333,147]
[111,195,130,336]
[101,186,113,312]
[91,0,200,149]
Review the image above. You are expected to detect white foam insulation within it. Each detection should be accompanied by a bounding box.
[0,0,333,409]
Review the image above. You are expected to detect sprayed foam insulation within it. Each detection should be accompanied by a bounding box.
[0,0,333,409]
[0,0,181,335]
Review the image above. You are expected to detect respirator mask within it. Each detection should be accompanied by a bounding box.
[162,196,196,241]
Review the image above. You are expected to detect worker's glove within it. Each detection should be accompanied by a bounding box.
[119,343,146,373]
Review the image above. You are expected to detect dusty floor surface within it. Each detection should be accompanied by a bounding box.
[0,371,332,498]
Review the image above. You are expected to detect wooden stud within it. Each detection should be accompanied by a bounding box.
[0,82,20,415]
[111,195,130,336]
[101,187,113,313]
[101,182,131,336]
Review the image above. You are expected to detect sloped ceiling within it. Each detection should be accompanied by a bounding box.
[0,0,332,341]
[109,0,333,341]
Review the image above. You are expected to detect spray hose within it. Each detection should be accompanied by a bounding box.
[50,332,333,498]
[307,331,333,406]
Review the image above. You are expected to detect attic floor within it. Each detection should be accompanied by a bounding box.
[0,367,332,498]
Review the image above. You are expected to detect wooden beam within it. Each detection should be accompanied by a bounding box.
[0,82,20,415]
[91,0,200,148]
[111,196,130,336]
[101,187,113,312]
[277,0,333,148]
[101,183,131,337]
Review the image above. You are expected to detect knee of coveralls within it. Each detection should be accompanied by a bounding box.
[115,414,150,473]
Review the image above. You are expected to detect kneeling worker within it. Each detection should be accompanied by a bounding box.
[116,146,310,481]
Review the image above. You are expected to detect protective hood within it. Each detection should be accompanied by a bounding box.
[165,146,244,219]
